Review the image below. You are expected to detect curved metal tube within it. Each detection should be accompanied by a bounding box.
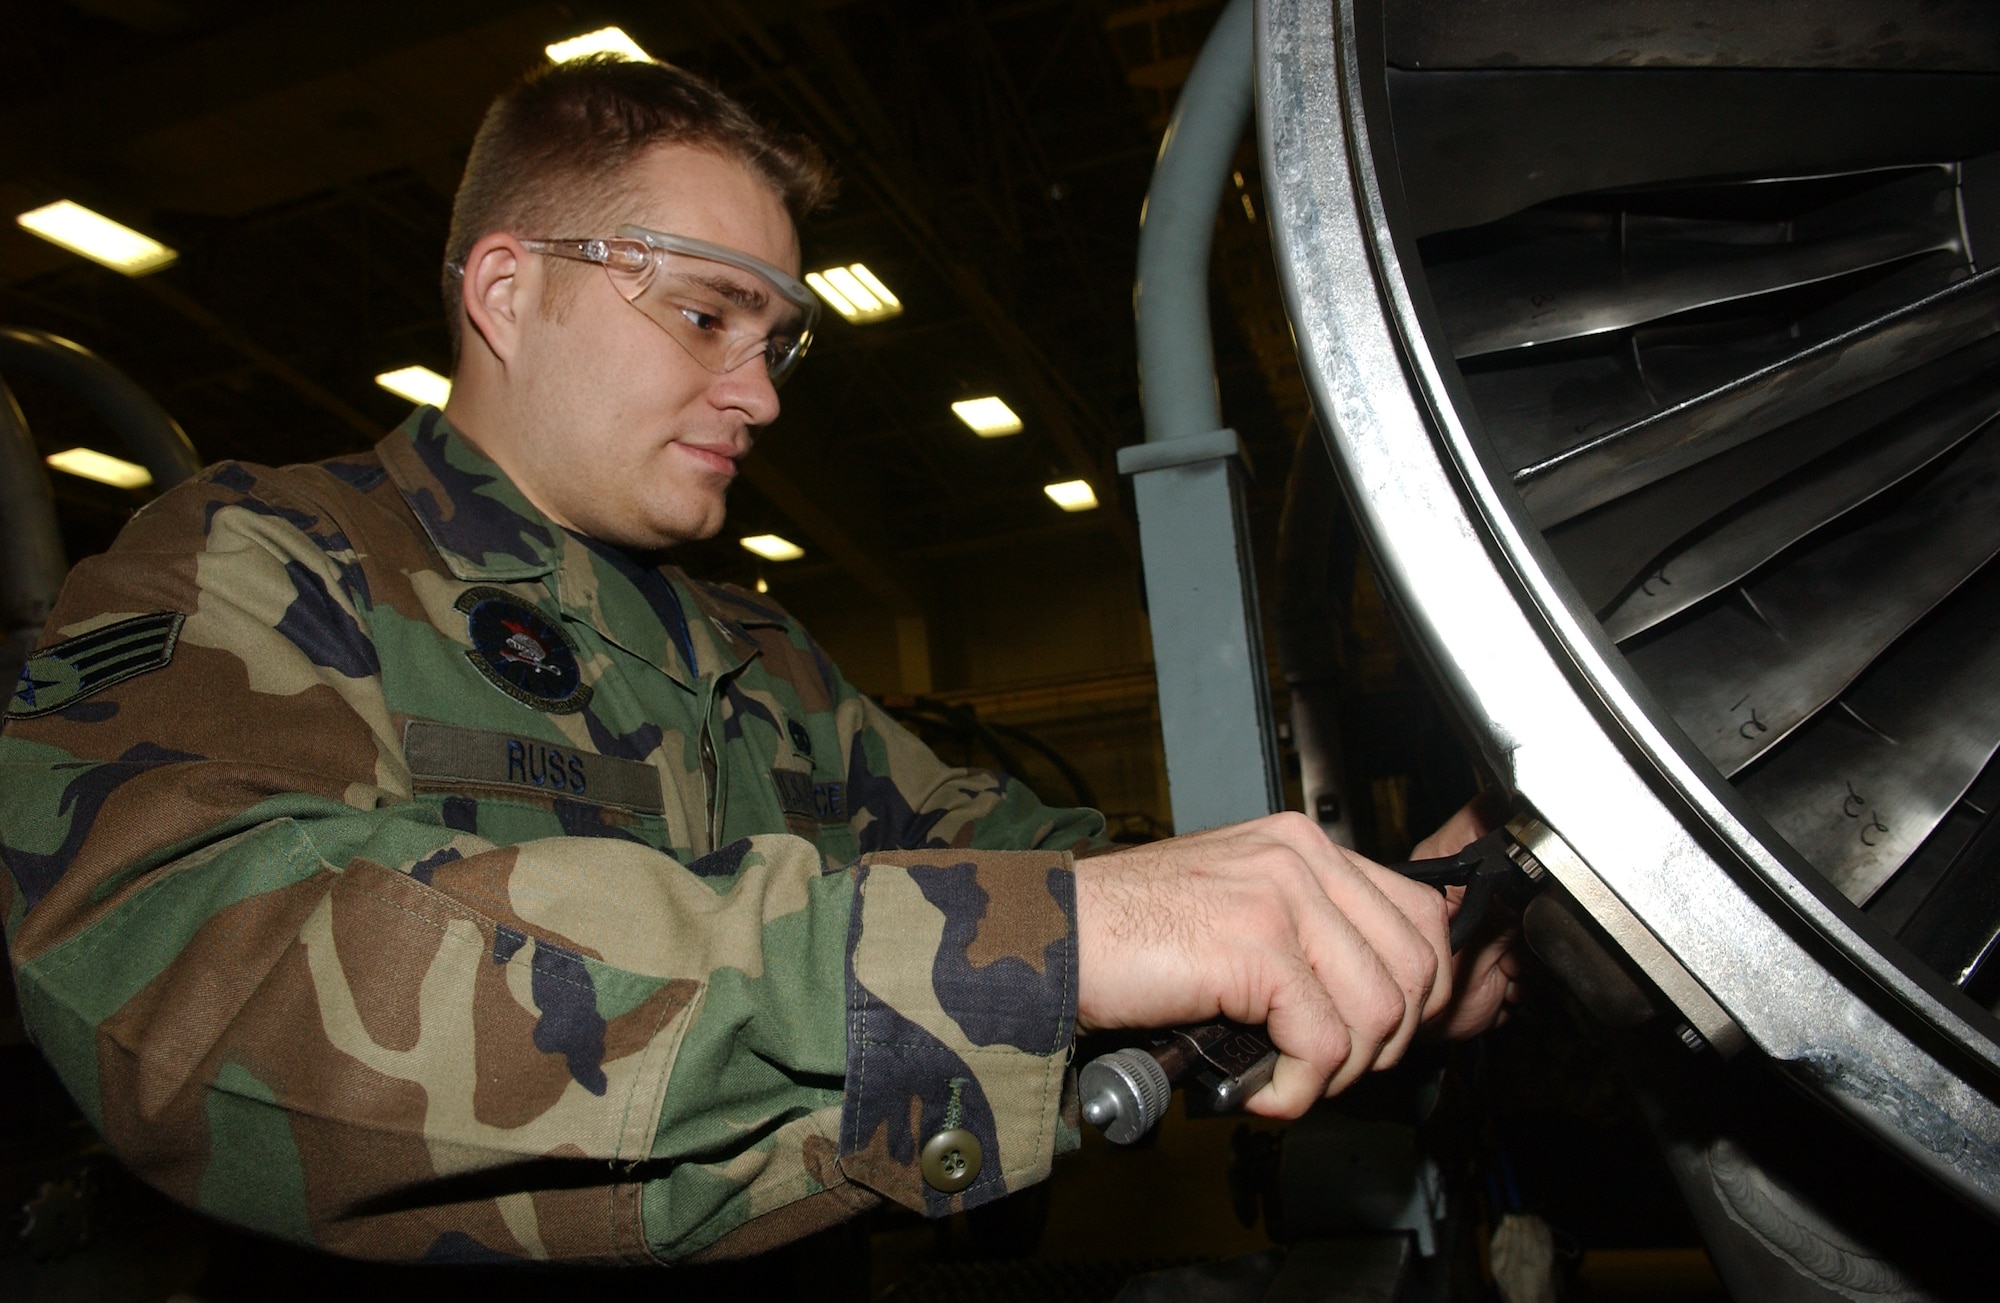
[1134,0,1252,443]
[1124,0,1282,830]
[0,378,65,694]
[0,327,200,489]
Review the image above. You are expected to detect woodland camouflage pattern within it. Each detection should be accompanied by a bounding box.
[0,407,1103,1264]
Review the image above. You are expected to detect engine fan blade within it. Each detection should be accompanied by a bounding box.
[1625,423,2000,775]
[1736,560,2000,903]
[1438,223,1955,360]
[1516,268,2000,526]
[1603,376,2000,639]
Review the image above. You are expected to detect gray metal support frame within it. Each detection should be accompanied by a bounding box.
[1126,0,1281,832]
[0,328,202,701]
[0,379,65,699]
[1121,432,1283,831]
[0,327,200,491]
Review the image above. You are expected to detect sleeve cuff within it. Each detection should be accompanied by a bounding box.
[837,849,1078,1216]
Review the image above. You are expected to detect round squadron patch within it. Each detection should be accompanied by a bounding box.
[456,587,592,715]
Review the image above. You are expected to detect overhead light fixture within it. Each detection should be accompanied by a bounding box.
[546,26,651,63]
[1044,479,1099,512]
[46,447,153,490]
[375,365,452,408]
[16,201,177,276]
[952,396,1023,437]
[805,263,902,323]
[740,534,805,562]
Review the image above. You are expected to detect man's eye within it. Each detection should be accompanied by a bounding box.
[677,306,726,333]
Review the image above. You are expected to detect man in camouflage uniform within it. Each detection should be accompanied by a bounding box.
[0,57,1514,1265]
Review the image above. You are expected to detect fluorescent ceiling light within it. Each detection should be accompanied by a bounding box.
[546,26,651,63]
[803,274,853,317]
[16,201,177,276]
[952,396,1022,437]
[806,263,902,323]
[47,447,153,490]
[375,365,452,408]
[740,534,805,562]
[1043,479,1099,512]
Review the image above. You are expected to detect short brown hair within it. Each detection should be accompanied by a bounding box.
[442,55,835,357]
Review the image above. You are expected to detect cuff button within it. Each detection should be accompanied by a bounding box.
[919,1127,982,1193]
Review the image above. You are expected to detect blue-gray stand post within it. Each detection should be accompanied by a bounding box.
[1123,0,1280,832]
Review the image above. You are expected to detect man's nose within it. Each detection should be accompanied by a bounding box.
[712,356,782,426]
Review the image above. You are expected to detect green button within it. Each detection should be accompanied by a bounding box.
[920,1127,982,1193]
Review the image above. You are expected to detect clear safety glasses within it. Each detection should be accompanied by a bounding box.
[519,225,818,386]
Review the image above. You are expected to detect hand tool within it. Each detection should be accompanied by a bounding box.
[1079,814,1551,1144]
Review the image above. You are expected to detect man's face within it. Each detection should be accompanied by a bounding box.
[505,143,800,550]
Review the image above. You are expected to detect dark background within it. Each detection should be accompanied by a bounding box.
[1,4,1707,1300]
[1,0,1407,845]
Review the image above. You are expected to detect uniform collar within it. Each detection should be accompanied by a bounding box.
[677,575,793,664]
[666,569,779,683]
[551,535,757,688]
[380,406,768,685]
[379,406,559,581]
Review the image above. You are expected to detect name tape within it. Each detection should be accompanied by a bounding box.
[403,718,665,814]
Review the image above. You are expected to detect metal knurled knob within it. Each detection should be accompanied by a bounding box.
[1078,1046,1173,1145]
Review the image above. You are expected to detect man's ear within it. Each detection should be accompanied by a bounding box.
[459,232,534,365]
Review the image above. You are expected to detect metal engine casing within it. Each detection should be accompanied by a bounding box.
[1258,0,2000,1217]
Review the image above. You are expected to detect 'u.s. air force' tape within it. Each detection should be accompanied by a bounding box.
[771,767,848,824]
[402,718,665,814]
[7,612,184,720]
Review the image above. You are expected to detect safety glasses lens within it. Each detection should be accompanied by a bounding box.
[606,249,812,385]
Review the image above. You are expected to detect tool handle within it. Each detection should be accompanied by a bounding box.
[1080,824,1541,1144]
[1449,873,1495,951]
[1180,859,1489,1118]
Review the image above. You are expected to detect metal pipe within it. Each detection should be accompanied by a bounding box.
[1135,0,1253,443]
[0,327,201,490]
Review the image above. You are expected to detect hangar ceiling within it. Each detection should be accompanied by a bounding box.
[0,0,1303,612]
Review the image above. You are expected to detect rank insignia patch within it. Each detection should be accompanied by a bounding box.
[457,587,592,714]
[8,612,184,720]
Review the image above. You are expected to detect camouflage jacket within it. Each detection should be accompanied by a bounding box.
[0,407,1103,1265]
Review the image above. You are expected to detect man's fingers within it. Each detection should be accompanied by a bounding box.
[1243,909,1418,1114]
[1074,810,1523,1127]
[1281,884,1425,1085]
[1249,1012,1349,1117]
[1410,790,1504,861]
[1248,1055,1325,1118]
[1345,854,1456,1021]
[1434,927,1520,1040]
[1246,993,1393,1116]
[1252,817,1452,1056]
[1299,903,1423,1067]
[1240,958,1356,1116]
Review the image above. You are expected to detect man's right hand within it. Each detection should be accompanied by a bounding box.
[1072,811,1456,1118]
